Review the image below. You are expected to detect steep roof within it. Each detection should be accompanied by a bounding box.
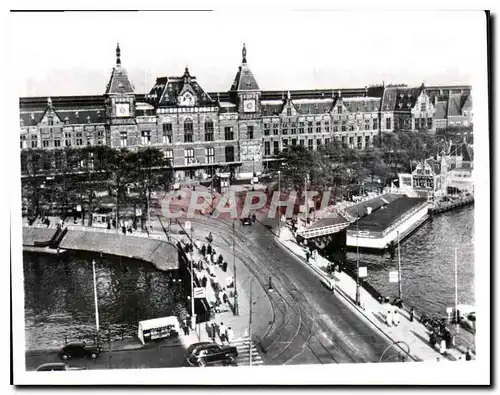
[230,44,260,92]
[381,87,398,111]
[381,85,424,112]
[105,44,135,95]
[447,93,462,117]
[434,101,448,120]
[461,93,473,111]
[341,97,380,113]
[145,68,214,107]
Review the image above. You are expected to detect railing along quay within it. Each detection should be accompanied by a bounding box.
[430,195,474,215]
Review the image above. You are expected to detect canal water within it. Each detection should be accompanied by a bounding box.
[344,205,475,317]
[23,251,181,351]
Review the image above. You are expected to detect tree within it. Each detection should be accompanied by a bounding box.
[272,145,314,193]
[21,149,53,218]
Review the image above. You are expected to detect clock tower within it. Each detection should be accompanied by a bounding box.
[229,44,263,178]
[104,43,137,148]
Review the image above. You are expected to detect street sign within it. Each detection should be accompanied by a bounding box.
[185,221,191,230]
[389,271,399,283]
[76,204,82,212]
[193,287,206,299]
[446,307,453,314]
[359,267,367,278]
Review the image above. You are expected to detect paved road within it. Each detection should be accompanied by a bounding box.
[182,215,403,365]
[26,343,189,371]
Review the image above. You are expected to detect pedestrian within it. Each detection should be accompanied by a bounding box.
[202,276,208,288]
[465,347,472,361]
[409,307,414,322]
[222,261,228,273]
[186,316,191,331]
[439,339,447,355]
[252,213,256,223]
[207,244,212,255]
[306,251,310,262]
[223,291,228,304]
[201,245,206,256]
[219,322,226,342]
[218,289,225,304]
[183,319,189,335]
[211,321,217,341]
[393,309,400,326]
[386,309,393,327]
[218,254,224,266]
[226,327,234,344]
[429,332,437,348]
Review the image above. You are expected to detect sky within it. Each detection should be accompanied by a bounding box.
[9,10,486,97]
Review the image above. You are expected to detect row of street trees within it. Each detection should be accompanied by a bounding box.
[272,130,468,203]
[21,146,173,227]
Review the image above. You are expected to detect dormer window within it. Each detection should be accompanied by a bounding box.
[47,116,54,126]
[118,83,124,89]
[31,113,35,120]
[87,116,91,124]
[398,103,403,109]
[75,111,79,119]
[64,117,69,124]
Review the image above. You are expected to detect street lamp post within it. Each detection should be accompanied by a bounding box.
[249,278,254,366]
[92,259,100,346]
[277,170,281,239]
[355,216,361,306]
[397,231,402,300]
[233,220,239,316]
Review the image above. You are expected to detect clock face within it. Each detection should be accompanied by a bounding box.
[243,99,256,113]
[116,103,130,117]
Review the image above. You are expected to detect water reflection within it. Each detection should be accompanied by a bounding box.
[343,206,475,317]
[23,251,178,350]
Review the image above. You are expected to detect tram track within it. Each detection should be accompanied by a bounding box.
[182,216,364,364]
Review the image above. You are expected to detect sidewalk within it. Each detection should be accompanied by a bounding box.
[277,227,475,362]
[169,226,274,361]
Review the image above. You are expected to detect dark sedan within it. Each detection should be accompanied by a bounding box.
[59,343,102,360]
[186,342,238,367]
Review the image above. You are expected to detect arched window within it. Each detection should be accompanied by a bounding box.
[184,119,193,143]
[204,119,214,141]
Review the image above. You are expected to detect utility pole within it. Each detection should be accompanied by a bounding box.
[355,217,360,306]
[397,231,402,300]
[455,247,459,332]
[233,220,239,316]
[304,175,308,225]
[92,259,100,346]
[277,170,281,238]
[249,280,253,366]
[189,226,196,330]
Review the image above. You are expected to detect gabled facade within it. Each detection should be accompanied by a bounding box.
[19,43,472,183]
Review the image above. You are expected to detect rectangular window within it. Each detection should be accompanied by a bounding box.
[163,123,173,143]
[184,148,195,165]
[273,141,279,155]
[42,140,50,148]
[292,139,297,146]
[299,122,305,134]
[420,102,426,112]
[349,136,354,146]
[357,136,362,149]
[205,147,215,164]
[273,123,279,136]
[205,121,214,142]
[373,118,378,130]
[427,118,433,129]
[317,139,322,148]
[333,125,338,133]
[184,131,193,143]
[282,139,288,148]
[264,141,271,156]
[325,126,330,134]
[316,122,321,133]
[120,131,127,147]
[325,138,330,145]
[386,118,391,130]
[365,120,370,130]
[365,136,370,147]
[282,123,288,135]
[47,116,54,126]
[308,121,313,133]
[338,105,343,114]
[308,139,313,150]
[341,122,347,132]
[224,127,234,141]
[287,108,292,117]
[225,146,235,162]
[141,130,151,145]
[164,149,173,165]
[264,123,270,136]
[54,139,61,147]
[31,139,38,148]
[247,125,254,140]
[291,123,297,134]
[65,138,71,147]
[299,140,305,146]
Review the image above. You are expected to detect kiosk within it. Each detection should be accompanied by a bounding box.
[137,316,180,345]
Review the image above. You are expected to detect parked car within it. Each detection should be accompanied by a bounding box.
[36,362,86,371]
[59,343,102,360]
[186,342,238,367]
[241,217,252,226]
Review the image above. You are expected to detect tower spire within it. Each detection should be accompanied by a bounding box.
[116,43,121,66]
[242,43,247,64]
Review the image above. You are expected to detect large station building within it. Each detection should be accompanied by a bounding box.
[19,44,473,183]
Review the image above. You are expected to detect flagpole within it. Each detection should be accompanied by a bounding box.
[455,247,459,332]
